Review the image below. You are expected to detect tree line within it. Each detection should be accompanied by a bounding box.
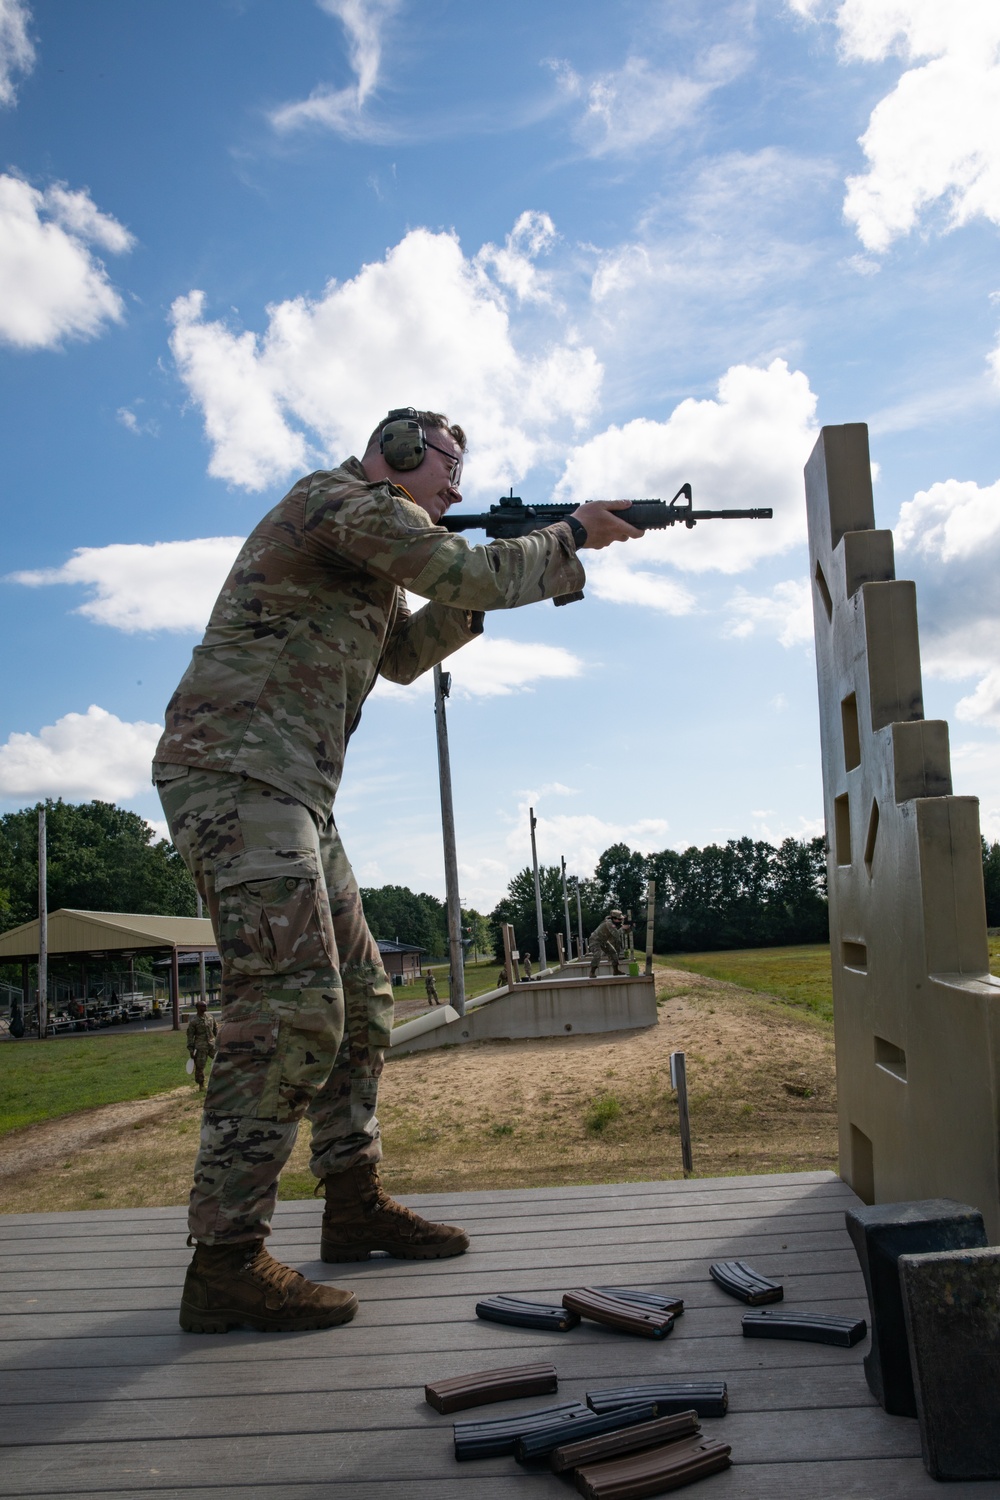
[489,837,831,960]
[2,801,998,965]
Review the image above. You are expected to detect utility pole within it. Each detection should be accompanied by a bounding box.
[560,856,573,961]
[529,807,547,971]
[575,878,585,959]
[196,892,207,1004]
[37,806,48,1040]
[433,665,466,1017]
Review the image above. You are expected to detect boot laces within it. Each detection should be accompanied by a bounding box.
[244,1244,303,1298]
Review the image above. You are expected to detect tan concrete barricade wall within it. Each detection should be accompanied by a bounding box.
[805,423,1000,1237]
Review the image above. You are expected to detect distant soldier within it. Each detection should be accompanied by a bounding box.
[522,953,532,981]
[424,971,439,1005]
[588,910,625,978]
[186,1000,218,1090]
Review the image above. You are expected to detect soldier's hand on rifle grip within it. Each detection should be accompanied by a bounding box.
[569,499,644,549]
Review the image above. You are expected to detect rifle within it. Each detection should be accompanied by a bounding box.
[442,483,773,539]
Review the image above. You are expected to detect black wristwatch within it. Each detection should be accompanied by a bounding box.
[566,515,587,548]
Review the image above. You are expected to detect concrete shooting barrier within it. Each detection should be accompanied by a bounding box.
[805,422,1000,1238]
[389,972,657,1057]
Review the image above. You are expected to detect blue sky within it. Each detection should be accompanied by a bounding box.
[1,0,997,910]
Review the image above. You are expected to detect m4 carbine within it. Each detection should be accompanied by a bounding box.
[442,483,773,540]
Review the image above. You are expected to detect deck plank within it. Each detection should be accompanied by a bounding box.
[2,1171,990,1499]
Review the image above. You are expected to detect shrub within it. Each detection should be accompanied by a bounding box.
[585,1094,622,1133]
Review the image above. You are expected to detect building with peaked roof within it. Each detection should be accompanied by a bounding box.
[0,910,216,1031]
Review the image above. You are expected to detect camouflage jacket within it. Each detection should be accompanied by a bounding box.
[186,1013,218,1052]
[589,917,622,954]
[154,459,585,818]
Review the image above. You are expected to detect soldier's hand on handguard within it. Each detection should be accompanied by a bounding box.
[569,499,643,550]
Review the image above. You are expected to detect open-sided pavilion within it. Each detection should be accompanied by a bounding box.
[0,910,217,1031]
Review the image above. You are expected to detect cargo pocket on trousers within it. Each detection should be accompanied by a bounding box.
[209,1014,284,1117]
[214,848,335,977]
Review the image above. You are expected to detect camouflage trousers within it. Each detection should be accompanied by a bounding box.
[189,1046,212,1087]
[154,764,393,1245]
[588,942,622,979]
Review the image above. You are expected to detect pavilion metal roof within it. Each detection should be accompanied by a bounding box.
[0,910,216,962]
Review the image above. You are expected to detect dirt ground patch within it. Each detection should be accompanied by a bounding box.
[0,968,837,1214]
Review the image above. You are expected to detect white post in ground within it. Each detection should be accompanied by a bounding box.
[560,857,573,960]
[529,807,547,971]
[37,807,48,1040]
[433,665,466,1017]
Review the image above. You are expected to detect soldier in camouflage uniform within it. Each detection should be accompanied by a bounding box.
[424,971,439,1005]
[153,407,642,1334]
[588,909,625,978]
[185,999,218,1090]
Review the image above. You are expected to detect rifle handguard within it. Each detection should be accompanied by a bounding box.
[709,1259,784,1305]
[742,1309,868,1347]
[475,1294,581,1331]
[425,1360,557,1413]
[574,1435,732,1498]
[586,1382,729,1419]
[563,1288,675,1338]
[514,1402,659,1464]
[549,1410,701,1473]
[454,1401,591,1460]
[594,1285,684,1317]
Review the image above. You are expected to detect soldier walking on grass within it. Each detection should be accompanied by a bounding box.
[185,1000,218,1090]
[588,909,625,978]
[153,405,644,1335]
[424,971,439,1006]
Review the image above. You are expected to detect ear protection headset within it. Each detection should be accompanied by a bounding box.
[379,407,427,472]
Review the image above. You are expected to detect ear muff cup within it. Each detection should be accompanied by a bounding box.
[380,408,426,471]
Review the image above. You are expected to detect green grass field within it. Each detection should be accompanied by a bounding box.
[665,937,1000,1025]
[390,955,511,1010]
[662,944,837,1022]
[0,1031,188,1137]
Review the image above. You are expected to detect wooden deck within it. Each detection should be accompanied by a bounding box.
[1,1170,995,1499]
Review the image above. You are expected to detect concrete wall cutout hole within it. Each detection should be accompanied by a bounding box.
[814,559,833,622]
[841,692,861,772]
[864,798,879,877]
[874,1035,907,1082]
[843,939,868,972]
[834,793,852,865]
[850,1123,875,1204]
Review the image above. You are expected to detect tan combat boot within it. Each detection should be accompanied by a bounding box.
[179,1238,358,1333]
[321,1162,470,1262]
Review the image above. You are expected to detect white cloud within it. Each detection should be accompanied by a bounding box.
[9,537,245,632]
[374,634,585,702]
[724,579,813,647]
[474,212,559,306]
[591,150,833,306]
[950,738,1000,840]
[169,223,602,493]
[0,0,34,108]
[269,0,399,139]
[894,474,1000,728]
[955,668,1000,729]
[552,44,749,156]
[583,552,697,614]
[508,794,670,882]
[895,474,1000,563]
[0,706,162,802]
[554,359,819,575]
[0,174,134,349]
[797,2,1000,250]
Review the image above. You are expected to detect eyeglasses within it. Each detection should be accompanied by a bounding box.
[424,437,463,485]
